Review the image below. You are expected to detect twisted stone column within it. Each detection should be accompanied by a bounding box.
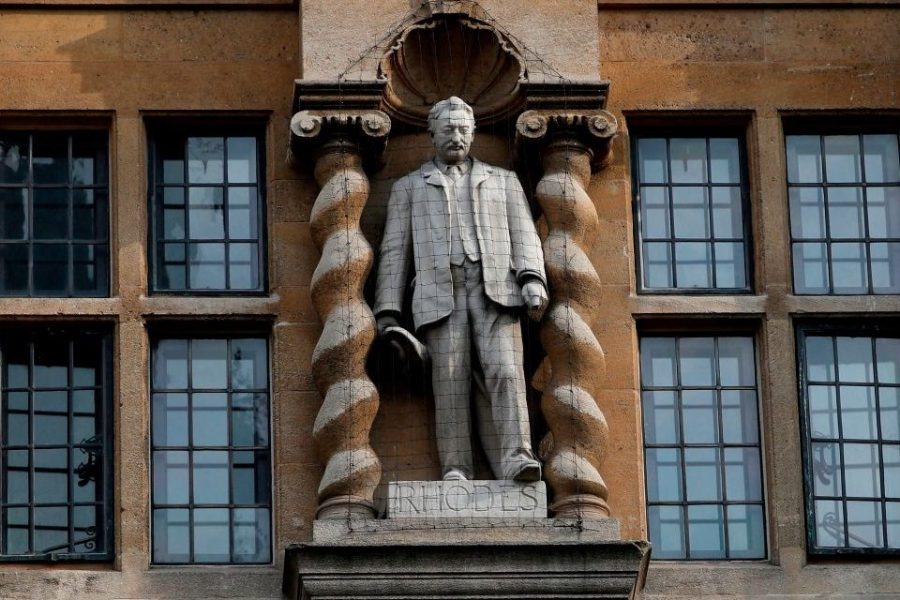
[291,110,391,519]
[516,110,618,519]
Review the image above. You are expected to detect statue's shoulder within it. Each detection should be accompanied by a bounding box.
[473,158,514,179]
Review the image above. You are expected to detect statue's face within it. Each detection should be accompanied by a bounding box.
[430,108,475,165]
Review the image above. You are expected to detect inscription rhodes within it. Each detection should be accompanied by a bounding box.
[387,480,548,518]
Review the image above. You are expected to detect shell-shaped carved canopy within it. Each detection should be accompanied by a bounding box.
[377,15,526,128]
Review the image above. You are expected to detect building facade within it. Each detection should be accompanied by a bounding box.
[0,0,898,598]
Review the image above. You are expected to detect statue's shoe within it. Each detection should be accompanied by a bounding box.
[508,459,542,482]
[442,468,469,481]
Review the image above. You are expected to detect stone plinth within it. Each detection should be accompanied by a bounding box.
[387,480,547,518]
[283,519,649,600]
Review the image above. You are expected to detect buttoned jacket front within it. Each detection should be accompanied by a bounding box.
[374,158,546,331]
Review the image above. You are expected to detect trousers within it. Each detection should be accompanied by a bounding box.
[420,258,535,479]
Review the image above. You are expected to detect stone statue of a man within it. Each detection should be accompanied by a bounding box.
[374,96,548,482]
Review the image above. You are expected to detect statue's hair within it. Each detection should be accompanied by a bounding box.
[427,96,475,134]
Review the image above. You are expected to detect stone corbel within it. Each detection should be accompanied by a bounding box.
[289,101,391,519]
[515,108,618,519]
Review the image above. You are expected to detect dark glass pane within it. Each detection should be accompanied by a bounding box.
[865,187,900,239]
[711,187,742,239]
[231,450,269,504]
[876,338,900,384]
[33,390,68,445]
[789,188,826,239]
[824,135,861,183]
[188,138,225,184]
[72,133,108,186]
[2,339,29,388]
[34,341,68,388]
[642,242,672,288]
[883,445,900,499]
[157,138,185,185]
[33,505,69,553]
[709,138,741,184]
[713,242,746,288]
[687,504,725,559]
[188,187,225,240]
[73,244,106,294]
[827,187,865,239]
[72,337,101,386]
[793,242,829,294]
[188,242,225,289]
[153,339,188,390]
[0,188,28,239]
[0,135,28,184]
[843,443,881,498]
[836,337,874,383]
[0,244,29,295]
[161,243,186,290]
[787,135,823,184]
[640,187,669,238]
[228,243,257,290]
[73,189,107,240]
[724,448,762,501]
[191,339,228,389]
[648,505,685,559]
[32,135,69,184]
[72,447,100,503]
[840,385,877,439]
[642,390,678,445]
[640,338,676,387]
[718,337,755,386]
[3,450,30,503]
[888,503,900,548]
[808,385,839,439]
[231,338,267,390]
[638,138,667,183]
[847,501,883,548]
[33,188,68,240]
[646,448,682,502]
[871,243,900,294]
[33,448,68,504]
[163,208,185,240]
[684,448,722,502]
[807,336,836,382]
[831,242,869,294]
[153,450,189,505]
[672,187,709,239]
[679,337,716,386]
[193,508,230,562]
[721,390,759,444]
[863,134,900,183]
[669,138,707,184]
[2,507,30,554]
[153,508,190,563]
[192,450,229,504]
[814,499,845,547]
[227,138,257,184]
[682,389,717,444]
[2,392,29,445]
[33,244,69,295]
[674,242,711,288]
[232,508,270,563]
[726,505,765,558]
[879,387,900,441]
[811,442,842,497]
[192,393,228,447]
[153,393,189,446]
[72,390,100,443]
[72,504,101,553]
[232,393,269,447]
[163,186,185,206]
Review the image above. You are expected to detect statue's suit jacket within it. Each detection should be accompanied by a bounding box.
[374,158,546,331]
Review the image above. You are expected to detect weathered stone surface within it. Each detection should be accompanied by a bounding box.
[387,480,547,518]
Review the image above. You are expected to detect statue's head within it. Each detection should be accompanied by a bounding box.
[427,96,475,165]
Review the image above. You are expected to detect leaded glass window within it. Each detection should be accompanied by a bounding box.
[0,329,112,560]
[151,336,271,564]
[787,133,900,294]
[0,132,109,296]
[798,325,900,554]
[641,334,766,559]
[634,136,751,291]
[149,130,265,293]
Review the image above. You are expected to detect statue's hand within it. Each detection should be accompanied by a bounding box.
[376,314,400,336]
[522,280,548,321]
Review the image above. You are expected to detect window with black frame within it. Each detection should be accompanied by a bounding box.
[0,329,113,560]
[797,324,900,554]
[150,336,271,564]
[633,135,751,292]
[640,334,766,559]
[0,132,109,297]
[149,129,265,293]
[786,132,900,295]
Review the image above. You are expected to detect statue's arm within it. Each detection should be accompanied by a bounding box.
[373,179,413,321]
[506,170,547,288]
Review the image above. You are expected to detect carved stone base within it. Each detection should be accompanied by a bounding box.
[387,480,547,518]
[283,519,649,599]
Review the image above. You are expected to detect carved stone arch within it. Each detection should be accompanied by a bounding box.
[376,11,528,128]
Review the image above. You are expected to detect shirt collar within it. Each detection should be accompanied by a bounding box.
[434,157,471,175]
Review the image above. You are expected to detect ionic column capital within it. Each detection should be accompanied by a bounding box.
[290,109,392,169]
[515,109,618,170]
